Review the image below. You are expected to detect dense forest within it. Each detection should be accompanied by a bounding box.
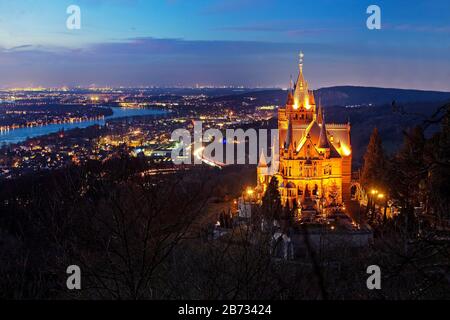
[0,102,449,300]
[0,106,450,299]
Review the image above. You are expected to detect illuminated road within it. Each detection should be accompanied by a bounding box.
[186,143,225,169]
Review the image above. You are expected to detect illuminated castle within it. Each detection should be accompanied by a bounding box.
[257,53,352,209]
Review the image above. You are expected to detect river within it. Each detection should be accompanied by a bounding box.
[0,107,167,145]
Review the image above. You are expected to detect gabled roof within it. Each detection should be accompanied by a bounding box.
[295,119,342,159]
[296,134,322,158]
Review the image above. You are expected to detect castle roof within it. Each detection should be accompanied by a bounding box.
[295,118,341,159]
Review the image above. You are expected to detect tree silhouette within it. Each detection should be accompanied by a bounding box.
[426,106,450,221]
[361,127,387,192]
[261,176,282,221]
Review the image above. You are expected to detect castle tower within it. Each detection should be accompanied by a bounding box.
[257,52,352,211]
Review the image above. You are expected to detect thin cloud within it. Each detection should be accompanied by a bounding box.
[385,23,450,34]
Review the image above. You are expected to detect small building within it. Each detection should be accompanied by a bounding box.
[237,187,259,219]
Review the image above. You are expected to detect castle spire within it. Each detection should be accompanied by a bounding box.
[293,51,308,107]
[258,149,268,168]
[318,111,330,149]
[317,97,323,124]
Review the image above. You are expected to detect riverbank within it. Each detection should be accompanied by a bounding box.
[0,107,168,145]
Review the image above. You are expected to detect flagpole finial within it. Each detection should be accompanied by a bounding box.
[299,51,304,70]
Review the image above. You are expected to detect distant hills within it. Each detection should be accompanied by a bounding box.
[219,86,450,168]
[315,86,450,107]
[212,85,450,108]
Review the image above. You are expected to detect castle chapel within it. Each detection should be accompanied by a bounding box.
[257,53,352,209]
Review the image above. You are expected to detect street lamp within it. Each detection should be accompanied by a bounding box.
[368,189,380,222]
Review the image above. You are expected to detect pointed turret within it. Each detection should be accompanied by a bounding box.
[286,76,294,105]
[286,91,294,106]
[317,98,323,124]
[318,111,330,149]
[284,117,293,150]
[258,149,268,168]
[293,51,308,107]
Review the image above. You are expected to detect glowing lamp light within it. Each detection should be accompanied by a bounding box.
[293,102,299,110]
[340,144,351,156]
[246,188,254,196]
[304,98,311,110]
[377,194,385,199]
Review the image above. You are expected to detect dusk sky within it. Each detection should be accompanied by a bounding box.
[0,0,449,90]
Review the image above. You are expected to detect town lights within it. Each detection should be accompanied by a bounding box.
[246,188,254,196]
[371,189,385,199]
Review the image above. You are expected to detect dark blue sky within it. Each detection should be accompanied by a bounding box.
[0,0,449,90]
